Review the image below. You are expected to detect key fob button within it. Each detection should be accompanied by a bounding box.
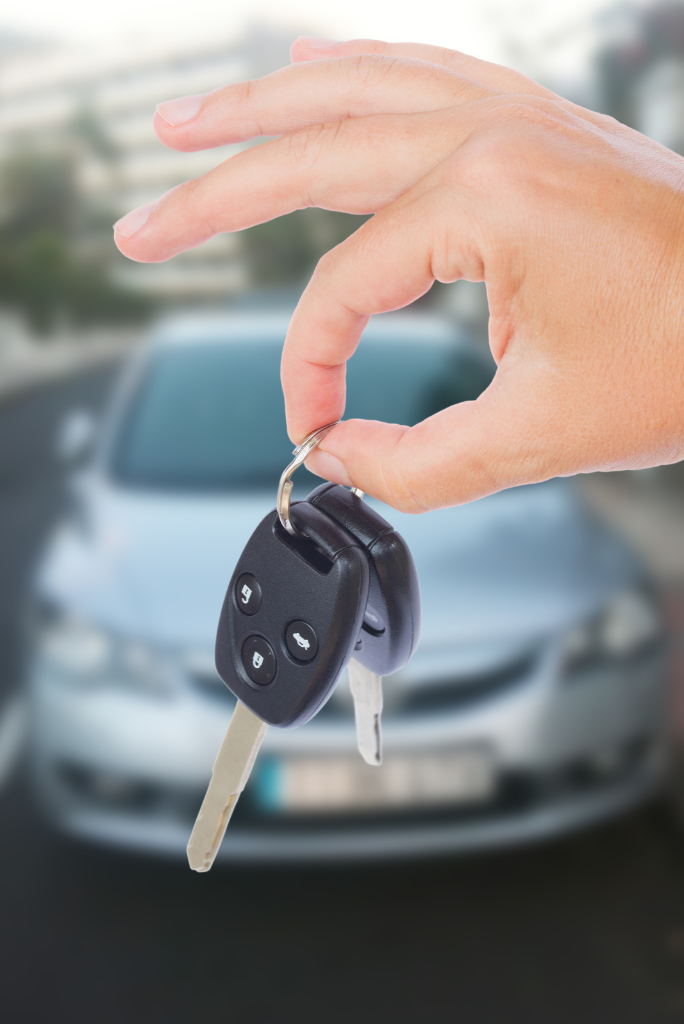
[235,573,262,615]
[241,635,276,685]
[362,602,386,636]
[285,620,318,662]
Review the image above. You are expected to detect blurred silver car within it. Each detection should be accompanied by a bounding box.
[27,311,668,862]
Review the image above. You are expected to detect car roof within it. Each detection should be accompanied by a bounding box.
[146,310,465,349]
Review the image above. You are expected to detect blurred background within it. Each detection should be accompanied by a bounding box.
[4,2,684,1023]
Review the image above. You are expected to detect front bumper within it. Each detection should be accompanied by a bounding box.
[40,748,666,862]
[27,642,669,863]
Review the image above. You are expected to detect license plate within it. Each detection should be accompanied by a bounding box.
[256,748,497,814]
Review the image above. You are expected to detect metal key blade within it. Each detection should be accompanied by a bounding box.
[349,658,383,766]
[187,701,268,872]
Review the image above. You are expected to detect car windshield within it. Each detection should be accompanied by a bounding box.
[110,330,494,491]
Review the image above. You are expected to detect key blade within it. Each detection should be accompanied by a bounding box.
[187,701,268,872]
[349,658,383,766]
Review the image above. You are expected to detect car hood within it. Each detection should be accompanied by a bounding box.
[38,477,638,652]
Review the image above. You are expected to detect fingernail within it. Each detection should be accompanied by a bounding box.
[296,36,339,49]
[305,449,352,487]
[156,93,204,126]
[113,201,154,239]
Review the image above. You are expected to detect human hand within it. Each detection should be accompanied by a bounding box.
[114,38,684,512]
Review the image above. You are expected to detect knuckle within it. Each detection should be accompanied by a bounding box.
[232,77,265,134]
[380,474,427,514]
[381,440,430,515]
[344,53,402,90]
[283,121,346,200]
[457,135,527,195]
[233,76,255,107]
[286,120,343,165]
[501,99,570,142]
[384,491,426,515]
[175,176,200,208]
[456,141,511,192]
[455,99,570,193]
[172,177,219,236]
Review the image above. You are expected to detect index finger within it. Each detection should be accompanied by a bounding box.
[281,179,470,441]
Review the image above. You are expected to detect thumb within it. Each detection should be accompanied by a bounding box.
[304,369,570,512]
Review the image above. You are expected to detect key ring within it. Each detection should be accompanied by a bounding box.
[277,422,364,534]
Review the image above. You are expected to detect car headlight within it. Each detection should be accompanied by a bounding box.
[36,610,172,693]
[563,588,661,672]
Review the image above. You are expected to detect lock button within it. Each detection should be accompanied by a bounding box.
[241,635,276,685]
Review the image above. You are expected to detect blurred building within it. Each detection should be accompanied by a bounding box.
[597,2,684,151]
[0,24,297,301]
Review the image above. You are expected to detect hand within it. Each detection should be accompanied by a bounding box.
[113,38,684,513]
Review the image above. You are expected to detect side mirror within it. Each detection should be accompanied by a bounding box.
[55,409,97,464]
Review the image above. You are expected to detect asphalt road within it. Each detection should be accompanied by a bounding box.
[2,369,684,1024]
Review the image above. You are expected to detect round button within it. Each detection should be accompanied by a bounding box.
[285,620,318,662]
[235,573,261,615]
[241,635,276,685]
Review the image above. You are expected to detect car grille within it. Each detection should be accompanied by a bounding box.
[397,653,537,716]
[188,650,538,719]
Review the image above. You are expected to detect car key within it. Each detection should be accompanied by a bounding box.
[188,426,370,871]
[348,659,384,767]
[186,701,268,872]
[306,482,422,766]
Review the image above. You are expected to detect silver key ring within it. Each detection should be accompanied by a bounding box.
[277,422,364,534]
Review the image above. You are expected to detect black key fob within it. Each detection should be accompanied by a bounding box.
[215,500,369,728]
[306,482,421,676]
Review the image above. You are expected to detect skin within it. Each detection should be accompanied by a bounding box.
[113,37,684,514]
